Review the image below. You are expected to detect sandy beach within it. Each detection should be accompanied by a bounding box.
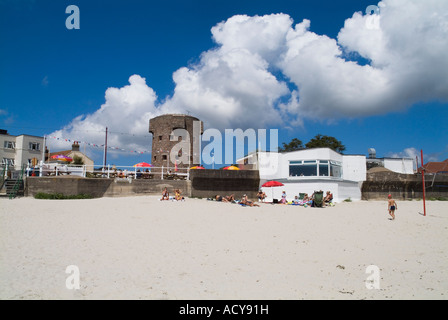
[0,196,447,300]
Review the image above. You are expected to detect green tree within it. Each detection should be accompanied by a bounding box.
[278,138,304,153]
[305,134,346,153]
[72,155,85,165]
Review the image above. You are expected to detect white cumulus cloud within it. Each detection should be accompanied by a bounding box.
[49,0,448,157]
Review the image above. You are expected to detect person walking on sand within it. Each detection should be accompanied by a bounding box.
[387,194,398,220]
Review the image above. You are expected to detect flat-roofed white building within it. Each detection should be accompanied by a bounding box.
[0,130,44,170]
[237,148,367,203]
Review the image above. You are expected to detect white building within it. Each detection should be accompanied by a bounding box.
[367,157,414,174]
[237,148,367,203]
[0,130,44,170]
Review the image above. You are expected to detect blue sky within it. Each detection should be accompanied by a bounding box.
[1,0,447,167]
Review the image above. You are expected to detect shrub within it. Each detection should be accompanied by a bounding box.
[34,192,94,200]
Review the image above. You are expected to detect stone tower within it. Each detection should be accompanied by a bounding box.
[149,114,203,171]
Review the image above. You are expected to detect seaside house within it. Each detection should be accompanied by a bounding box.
[237,148,367,203]
[418,159,448,174]
[0,129,44,170]
[48,141,94,171]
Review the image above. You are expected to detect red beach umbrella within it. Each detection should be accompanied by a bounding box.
[262,180,284,187]
[262,180,284,201]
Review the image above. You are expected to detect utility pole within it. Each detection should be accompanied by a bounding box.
[421,149,426,217]
[103,127,108,170]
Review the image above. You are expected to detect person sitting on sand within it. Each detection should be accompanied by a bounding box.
[324,191,333,202]
[293,195,300,204]
[257,190,267,202]
[323,191,333,206]
[241,194,260,207]
[387,194,397,220]
[160,187,169,201]
[174,189,184,201]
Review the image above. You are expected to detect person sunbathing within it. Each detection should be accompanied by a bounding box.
[241,194,260,207]
[215,195,228,202]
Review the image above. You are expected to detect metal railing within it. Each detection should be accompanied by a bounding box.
[0,165,6,190]
[9,166,25,199]
[30,164,191,180]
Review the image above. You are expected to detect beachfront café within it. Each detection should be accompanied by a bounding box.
[237,148,367,203]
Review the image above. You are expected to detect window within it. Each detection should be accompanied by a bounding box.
[162,155,167,160]
[158,136,163,141]
[289,160,342,178]
[154,156,157,161]
[29,142,40,151]
[1,158,15,166]
[4,141,15,149]
[330,161,342,178]
[289,160,317,177]
[319,163,329,176]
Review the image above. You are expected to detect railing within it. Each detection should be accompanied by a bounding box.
[31,164,191,180]
[9,166,25,199]
[0,165,6,190]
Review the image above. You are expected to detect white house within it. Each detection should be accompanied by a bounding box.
[0,130,44,170]
[237,148,367,203]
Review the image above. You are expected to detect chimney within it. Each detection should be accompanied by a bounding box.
[72,141,80,152]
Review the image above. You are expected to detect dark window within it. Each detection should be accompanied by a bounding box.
[162,155,167,160]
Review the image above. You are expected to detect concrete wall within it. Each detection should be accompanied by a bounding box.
[26,177,191,198]
[25,170,260,200]
[189,169,260,199]
[362,172,448,200]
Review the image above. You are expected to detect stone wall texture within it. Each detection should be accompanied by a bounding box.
[149,114,203,172]
[362,172,448,200]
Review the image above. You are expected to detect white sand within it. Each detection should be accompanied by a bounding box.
[0,196,447,300]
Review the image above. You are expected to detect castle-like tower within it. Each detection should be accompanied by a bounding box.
[149,114,203,171]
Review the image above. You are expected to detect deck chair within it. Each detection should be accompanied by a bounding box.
[313,191,324,208]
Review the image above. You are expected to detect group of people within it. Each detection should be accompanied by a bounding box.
[256,189,334,207]
[213,194,260,207]
[160,187,184,201]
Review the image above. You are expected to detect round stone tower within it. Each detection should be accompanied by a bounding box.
[149,114,203,172]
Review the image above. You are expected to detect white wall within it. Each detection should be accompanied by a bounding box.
[384,158,414,174]
[14,135,44,169]
[342,155,366,182]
